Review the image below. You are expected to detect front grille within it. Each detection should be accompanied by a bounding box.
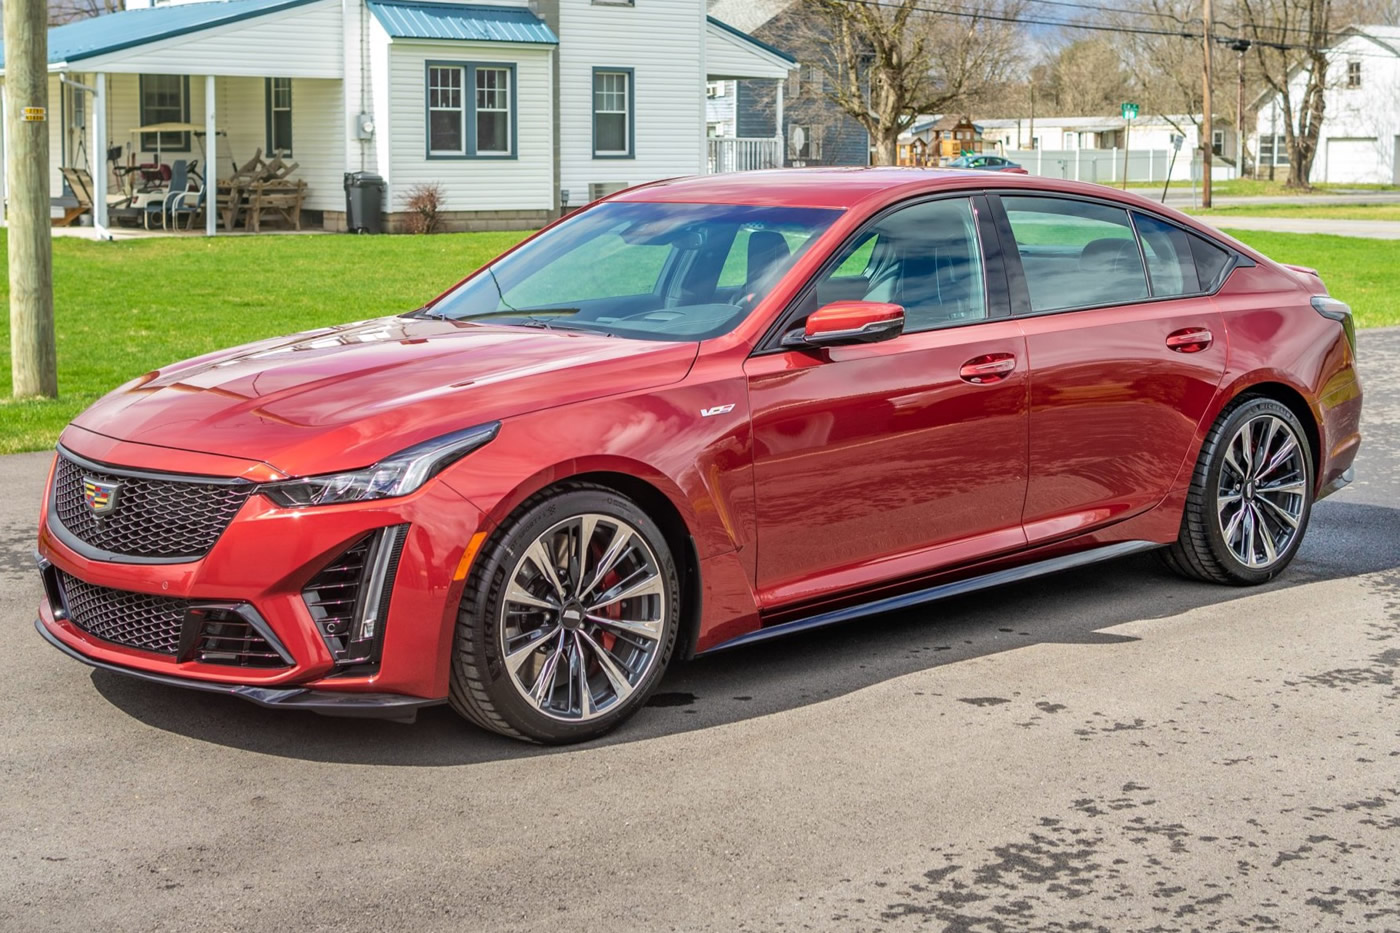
[53,453,256,561]
[188,611,286,668]
[58,571,187,655]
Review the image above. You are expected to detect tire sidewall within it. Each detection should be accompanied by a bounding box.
[458,488,680,743]
[1201,398,1314,584]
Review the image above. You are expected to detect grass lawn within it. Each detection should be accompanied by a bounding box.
[0,226,1393,454]
[1139,178,1400,198]
[1187,202,1400,221]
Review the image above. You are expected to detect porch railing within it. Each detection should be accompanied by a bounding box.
[707,137,784,174]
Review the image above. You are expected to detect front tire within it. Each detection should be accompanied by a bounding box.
[1164,397,1314,585]
[449,485,680,744]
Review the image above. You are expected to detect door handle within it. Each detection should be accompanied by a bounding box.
[1166,327,1213,353]
[959,353,1017,385]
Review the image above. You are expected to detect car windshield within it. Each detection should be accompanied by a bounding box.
[424,201,842,341]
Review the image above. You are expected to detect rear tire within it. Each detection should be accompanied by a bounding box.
[1164,397,1314,585]
[448,485,680,744]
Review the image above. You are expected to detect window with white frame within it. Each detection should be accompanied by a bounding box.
[475,67,511,154]
[1212,129,1224,156]
[1346,60,1361,88]
[427,63,514,157]
[1259,134,1291,166]
[706,81,724,99]
[428,65,465,154]
[266,77,293,157]
[593,70,632,157]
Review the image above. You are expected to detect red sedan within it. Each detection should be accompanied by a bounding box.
[35,169,1362,743]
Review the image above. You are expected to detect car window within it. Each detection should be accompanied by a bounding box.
[1132,212,1235,297]
[504,231,669,306]
[803,197,986,334]
[716,228,823,289]
[1001,196,1149,312]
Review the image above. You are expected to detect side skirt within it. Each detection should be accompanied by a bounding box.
[698,540,1162,655]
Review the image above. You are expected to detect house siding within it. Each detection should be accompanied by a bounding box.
[76,0,344,78]
[557,0,706,204]
[737,9,868,166]
[385,38,554,214]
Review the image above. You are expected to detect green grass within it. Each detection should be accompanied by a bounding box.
[0,230,524,453]
[0,226,1393,454]
[1138,178,1400,198]
[1187,202,1400,221]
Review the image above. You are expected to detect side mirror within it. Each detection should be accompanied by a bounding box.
[784,301,905,349]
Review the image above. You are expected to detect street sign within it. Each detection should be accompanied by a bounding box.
[1121,102,1139,120]
[1170,134,1184,151]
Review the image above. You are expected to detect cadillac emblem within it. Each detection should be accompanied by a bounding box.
[82,477,120,515]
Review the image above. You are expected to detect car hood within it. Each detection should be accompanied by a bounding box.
[70,316,700,477]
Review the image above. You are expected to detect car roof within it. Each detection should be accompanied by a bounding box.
[611,166,1141,211]
[604,167,1267,262]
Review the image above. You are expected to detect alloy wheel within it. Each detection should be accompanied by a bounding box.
[1216,414,1308,569]
[499,513,668,722]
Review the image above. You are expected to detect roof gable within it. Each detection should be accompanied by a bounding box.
[2,0,320,68]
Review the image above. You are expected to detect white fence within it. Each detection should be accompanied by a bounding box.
[707,137,784,174]
[1006,149,1237,185]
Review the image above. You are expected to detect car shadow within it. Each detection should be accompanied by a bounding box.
[90,497,1400,767]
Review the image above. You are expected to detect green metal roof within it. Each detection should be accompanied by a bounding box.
[367,1,558,44]
[0,0,321,69]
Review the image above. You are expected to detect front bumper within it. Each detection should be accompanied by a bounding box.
[35,617,442,721]
[36,432,488,713]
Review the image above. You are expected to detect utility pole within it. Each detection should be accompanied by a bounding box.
[1201,0,1214,208]
[1228,39,1251,179]
[5,0,58,399]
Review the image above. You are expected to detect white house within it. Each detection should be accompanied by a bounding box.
[1253,24,1400,184]
[0,0,793,234]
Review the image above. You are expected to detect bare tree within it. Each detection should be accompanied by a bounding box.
[1235,0,1331,187]
[791,0,1026,164]
[48,0,123,26]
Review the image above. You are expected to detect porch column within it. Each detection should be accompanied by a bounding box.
[92,72,108,235]
[774,76,784,150]
[205,74,216,237]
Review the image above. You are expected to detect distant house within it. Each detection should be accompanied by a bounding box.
[706,0,869,168]
[0,0,792,234]
[1252,24,1400,184]
[898,115,984,165]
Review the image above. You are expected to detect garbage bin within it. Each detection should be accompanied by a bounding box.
[343,172,385,234]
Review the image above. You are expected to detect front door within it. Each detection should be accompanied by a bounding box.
[993,194,1229,543]
[745,196,1030,610]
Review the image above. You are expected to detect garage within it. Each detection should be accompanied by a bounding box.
[1325,136,1383,183]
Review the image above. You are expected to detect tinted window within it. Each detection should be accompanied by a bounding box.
[1002,196,1149,312]
[1133,212,1234,296]
[429,201,841,341]
[1190,234,1232,291]
[801,197,986,334]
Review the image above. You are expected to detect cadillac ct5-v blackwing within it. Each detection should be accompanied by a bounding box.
[35,169,1362,743]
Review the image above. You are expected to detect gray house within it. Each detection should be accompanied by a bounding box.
[706,0,869,168]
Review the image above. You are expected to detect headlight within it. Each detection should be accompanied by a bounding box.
[260,422,500,507]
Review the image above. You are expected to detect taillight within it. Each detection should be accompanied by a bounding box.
[1311,296,1356,356]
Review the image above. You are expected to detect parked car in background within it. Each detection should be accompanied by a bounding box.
[35,168,1361,744]
[948,154,1029,173]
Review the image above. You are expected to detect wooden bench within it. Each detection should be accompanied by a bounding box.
[55,167,95,227]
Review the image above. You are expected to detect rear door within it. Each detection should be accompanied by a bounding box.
[991,194,1228,544]
[744,195,1030,609]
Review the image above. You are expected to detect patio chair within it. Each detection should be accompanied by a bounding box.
[168,184,206,231]
[144,159,190,230]
[55,167,95,227]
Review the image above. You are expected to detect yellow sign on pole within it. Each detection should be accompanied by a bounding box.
[21,106,46,122]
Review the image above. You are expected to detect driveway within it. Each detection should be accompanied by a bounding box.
[2,331,1398,933]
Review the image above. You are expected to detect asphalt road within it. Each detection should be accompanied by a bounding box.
[2,331,1398,933]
